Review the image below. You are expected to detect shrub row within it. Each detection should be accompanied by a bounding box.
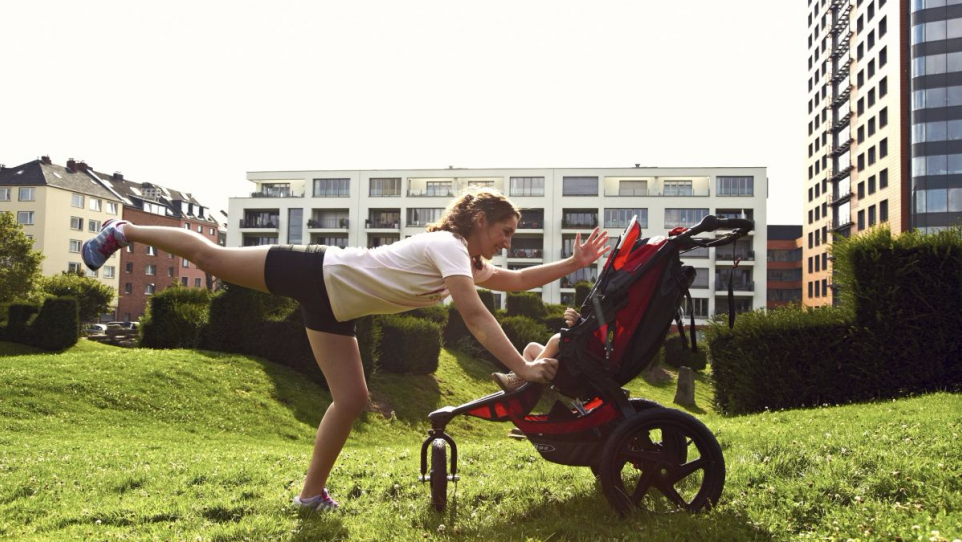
[0,298,79,351]
[709,226,962,415]
[140,287,212,349]
[663,334,707,371]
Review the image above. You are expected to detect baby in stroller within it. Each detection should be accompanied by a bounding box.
[492,307,582,392]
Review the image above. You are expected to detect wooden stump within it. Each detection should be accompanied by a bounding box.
[673,366,696,407]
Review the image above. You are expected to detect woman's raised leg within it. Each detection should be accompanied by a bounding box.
[299,329,370,499]
[123,224,271,293]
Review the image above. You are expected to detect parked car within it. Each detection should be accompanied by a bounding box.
[84,324,107,335]
[106,321,139,330]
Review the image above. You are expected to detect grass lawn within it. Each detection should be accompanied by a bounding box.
[0,340,960,541]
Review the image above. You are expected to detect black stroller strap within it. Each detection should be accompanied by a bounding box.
[687,289,698,353]
[675,311,688,350]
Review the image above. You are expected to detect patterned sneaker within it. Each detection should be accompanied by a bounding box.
[82,219,129,271]
[492,371,527,392]
[292,489,339,512]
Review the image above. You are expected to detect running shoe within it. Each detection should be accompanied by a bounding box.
[82,219,129,271]
[292,489,339,512]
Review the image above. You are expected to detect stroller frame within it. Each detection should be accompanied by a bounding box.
[419,214,753,514]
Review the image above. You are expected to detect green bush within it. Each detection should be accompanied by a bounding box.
[28,297,79,351]
[5,303,39,343]
[575,281,593,307]
[662,334,707,371]
[506,292,547,318]
[200,284,298,353]
[140,287,211,349]
[407,305,450,329]
[443,304,472,348]
[377,315,442,374]
[477,289,496,313]
[257,320,323,383]
[499,315,553,355]
[707,306,857,415]
[355,315,381,377]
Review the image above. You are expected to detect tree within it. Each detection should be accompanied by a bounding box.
[41,271,115,323]
[0,211,44,308]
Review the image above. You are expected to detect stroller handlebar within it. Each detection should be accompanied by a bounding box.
[674,215,754,248]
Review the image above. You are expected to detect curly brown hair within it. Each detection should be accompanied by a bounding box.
[426,188,520,269]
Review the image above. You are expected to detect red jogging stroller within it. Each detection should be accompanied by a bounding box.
[419,214,753,514]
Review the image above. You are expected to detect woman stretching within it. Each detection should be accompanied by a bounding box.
[82,188,609,512]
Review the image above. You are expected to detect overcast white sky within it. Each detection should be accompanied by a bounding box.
[1,0,808,225]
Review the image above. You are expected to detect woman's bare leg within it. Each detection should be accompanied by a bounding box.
[299,329,369,498]
[123,223,271,292]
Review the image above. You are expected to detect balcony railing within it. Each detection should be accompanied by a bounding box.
[603,189,710,197]
[716,251,755,261]
[251,190,303,198]
[407,189,455,197]
[507,248,543,258]
[715,281,755,292]
[518,219,544,229]
[239,218,279,229]
[366,220,401,229]
[307,218,349,229]
[561,218,599,229]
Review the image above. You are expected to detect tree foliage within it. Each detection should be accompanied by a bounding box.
[0,211,44,308]
[41,271,115,323]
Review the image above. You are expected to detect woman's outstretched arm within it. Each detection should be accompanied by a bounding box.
[477,227,610,291]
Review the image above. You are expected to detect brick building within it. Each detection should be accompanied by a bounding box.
[767,225,803,309]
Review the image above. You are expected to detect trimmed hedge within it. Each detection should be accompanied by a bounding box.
[6,303,39,343]
[477,289,496,313]
[140,287,211,349]
[407,305,450,329]
[575,281,593,308]
[29,297,80,351]
[709,225,962,414]
[378,315,442,374]
[663,334,707,371]
[506,292,547,318]
[355,315,381,377]
[500,315,553,355]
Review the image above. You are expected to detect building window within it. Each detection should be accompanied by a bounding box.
[717,176,754,196]
[67,262,82,274]
[809,282,814,298]
[880,138,888,158]
[69,239,81,253]
[124,283,132,294]
[869,205,877,226]
[210,228,215,235]
[858,210,865,230]
[407,208,444,227]
[19,187,35,201]
[562,177,598,196]
[0,188,10,201]
[106,202,118,215]
[369,177,401,197]
[182,259,190,268]
[664,208,709,228]
[880,199,889,222]
[103,266,115,279]
[869,176,877,195]
[879,46,887,68]
[89,198,102,212]
[17,211,34,225]
[663,180,694,196]
[880,77,887,98]
[880,107,888,128]
[288,208,303,245]
[181,277,188,286]
[195,278,202,288]
[69,216,83,230]
[879,16,887,37]
[604,208,648,228]
[168,267,174,277]
[147,245,157,256]
[125,262,133,273]
[506,177,544,197]
[184,223,191,229]
[869,147,877,166]
[869,118,876,136]
[313,178,350,197]
[88,220,102,232]
[145,284,155,295]
[808,257,814,273]
[197,225,203,233]
[146,264,157,275]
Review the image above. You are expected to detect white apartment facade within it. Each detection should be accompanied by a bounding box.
[228,167,768,324]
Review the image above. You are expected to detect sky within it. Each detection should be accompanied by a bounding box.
[1,0,808,225]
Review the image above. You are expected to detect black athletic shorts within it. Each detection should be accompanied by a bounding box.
[264,245,357,336]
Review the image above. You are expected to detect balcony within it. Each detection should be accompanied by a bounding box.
[832,84,853,108]
[407,189,455,198]
[518,210,545,230]
[250,190,303,198]
[561,212,598,229]
[715,281,755,292]
[716,250,755,261]
[830,165,852,183]
[603,189,710,197]
[366,220,401,230]
[507,248,543,259]
[307,217,349,229]
[239,217,279,229]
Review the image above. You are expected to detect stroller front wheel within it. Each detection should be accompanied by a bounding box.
[430,439,448,511]
[599,408,724,515]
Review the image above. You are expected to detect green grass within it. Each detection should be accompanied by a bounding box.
[1,339,961,541]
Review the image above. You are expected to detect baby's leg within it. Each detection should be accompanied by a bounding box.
[535,333,562,360]
[523,342,543,362]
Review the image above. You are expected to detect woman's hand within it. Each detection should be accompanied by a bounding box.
[571,227,611,268]
[517,358,558,384]
[563,308,580,327]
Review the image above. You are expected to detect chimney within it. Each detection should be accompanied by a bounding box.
[67,158,76,172]
[75,160,89,173]
[41,155,52,165]
[112,171,124,181]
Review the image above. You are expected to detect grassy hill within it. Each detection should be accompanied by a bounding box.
[0,340,960,541]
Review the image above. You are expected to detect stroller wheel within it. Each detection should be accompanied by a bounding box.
[430,439,448,511]
[599,408,724,515]
[590,398,677,477]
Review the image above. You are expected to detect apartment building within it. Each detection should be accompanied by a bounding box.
[766,225,804,308]
[228,167,768,323]
[0,157,124,300]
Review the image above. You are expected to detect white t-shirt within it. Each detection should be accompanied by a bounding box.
[322,230,495,321]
